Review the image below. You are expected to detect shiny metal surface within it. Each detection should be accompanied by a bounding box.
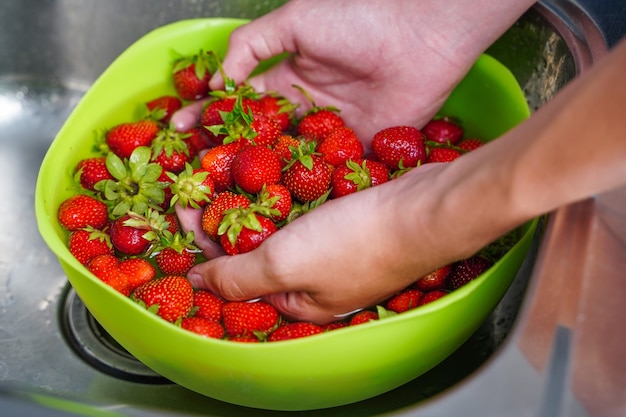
[0,0,624,416]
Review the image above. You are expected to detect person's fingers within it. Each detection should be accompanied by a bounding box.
[174,204,225,259]
[209,13,296,90]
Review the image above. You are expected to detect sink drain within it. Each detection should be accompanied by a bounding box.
[59,285,170,384]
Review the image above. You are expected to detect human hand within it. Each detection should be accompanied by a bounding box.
[208,0,535,149]
[180,164,474,324]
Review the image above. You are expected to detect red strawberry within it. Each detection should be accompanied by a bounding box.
[385,289,424,313]
[192,290,225,322]
[272,134,304,167]
[150,126,192,175]
[133,275,194,322]
[172,50,217,100]
[316,126,364,167]
[87,254,130,296]
[258,93,298,131]
[231,144,282,194]
[201,191,251,241]
[118,257,156,292]
[108,214,153,256]
[457,138,485,152]
[228,334,261,343]
[330,158,389,199]
[320,321,350,331]
[146,95,182,123]
[426,147,461,163]
[200,139,247,193]
[154,231,200,276]
[257,184,292,222]
[267,322,324,341]
[75,157,114,191]
[68,227,114,265]
[181,126,210,157]
[349,310,378,326]
[282,142,333,202]
[201,96,262,146]
[447,255,493,290]
[371,126,427,171]
[297,108,345,143]
[221,300,280,337]
[418,290,448,306]
[58,194,109,231]
[218,208,278,255]
[414,264,452,291]
[105,119,160,160]
[422,117,464,145]
[181,317,225,339]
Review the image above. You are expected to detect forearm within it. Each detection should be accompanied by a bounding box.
[397,39,626,266]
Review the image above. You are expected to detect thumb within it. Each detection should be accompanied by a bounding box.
[187,251,281,301]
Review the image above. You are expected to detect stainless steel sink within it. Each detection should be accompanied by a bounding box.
[1,1,624,416]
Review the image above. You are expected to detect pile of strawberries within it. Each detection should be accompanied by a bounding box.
[56,50,515,342]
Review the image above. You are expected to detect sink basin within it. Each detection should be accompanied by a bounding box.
[1,0,622,416]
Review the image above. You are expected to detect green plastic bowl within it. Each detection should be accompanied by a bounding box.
[36,18,535,411]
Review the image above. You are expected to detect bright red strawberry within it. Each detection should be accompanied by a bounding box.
[118,257,156,292]
[447,255,493,290]
[172,50,217,100]
[181,126,210,157]
[154,231,200,275]
[145,95,182,123]
[181,317,225,339]
[349,310,378,326]
[150,126,192,174]
[267,322,324,341]
[330,158,389,199]
[218,208,278,255]
[258,93,298,131]
[201,191,251,241]
[320,320,350,331]
[426,147,461,163]
[68,227,114,265]
[371,125,427,171]
[257,184,292,222]
[75,157,114,191]
[418,290,448,306]
[386,289,424,313]
[297,108,345,143]
[200,139,247,193]
[282,142,333,202]
[108,214,153,256]
[228,334,261,343]
[231,144,282,194]
[422,117,464,145]
[201,96,262,146]
[414,264,452,291]
[457,138,485,152]
[133,275,194,322]
[192,290,225,322]
[87,254,130,296]
[105,119,160,160]
[272,134,303,167]
[222,300,280,337]
[316,126,364,167]
[58,194,109,231]
[167,164,215,209]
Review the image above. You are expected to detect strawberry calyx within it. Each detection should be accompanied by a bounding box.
[282,140,318,172]
[217,205,272,247]
[172,49,219,87]
[205,94,259,144]
[342,159,375,192]
[150,125,191,160]
[150,229,201,258]
[122,208,173,243]
[167,163,213,209]
[94,146,167,218]
[283,189,331,224]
